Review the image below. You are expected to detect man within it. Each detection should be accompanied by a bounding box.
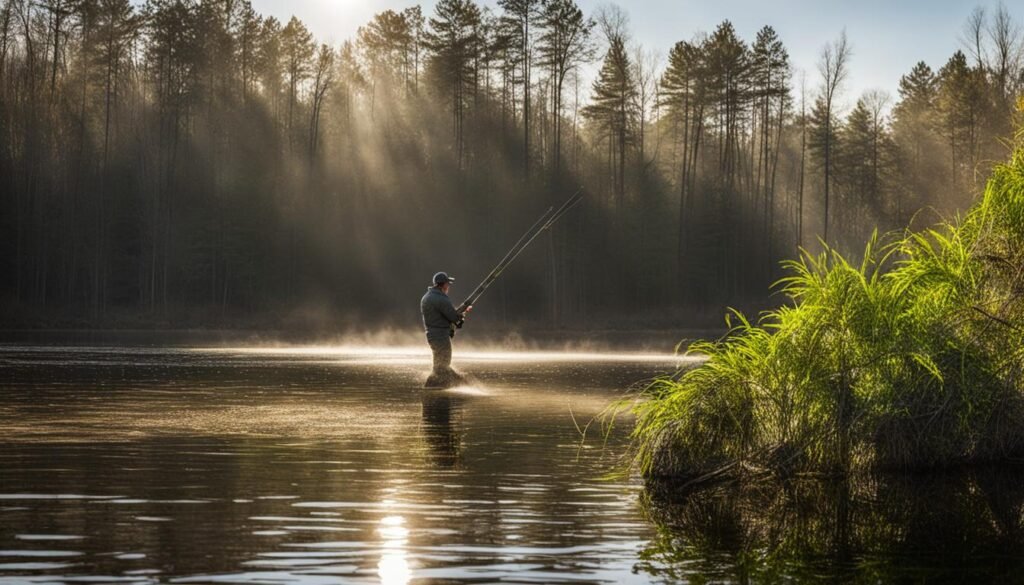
[420,272,472,377]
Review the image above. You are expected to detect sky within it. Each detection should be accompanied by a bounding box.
[249,0,1011,112]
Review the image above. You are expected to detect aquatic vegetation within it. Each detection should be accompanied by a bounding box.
[616,143,1024,480]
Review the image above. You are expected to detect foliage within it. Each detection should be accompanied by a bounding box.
[615,142,1024,478]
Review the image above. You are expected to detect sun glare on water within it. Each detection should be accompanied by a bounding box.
[377,514,411,585]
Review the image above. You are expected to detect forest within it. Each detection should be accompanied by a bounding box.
[0,0,1021,331]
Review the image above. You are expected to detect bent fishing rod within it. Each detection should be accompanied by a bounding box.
[456,188,584,317]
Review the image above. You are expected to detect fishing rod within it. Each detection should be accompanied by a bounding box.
[456,188,584,316]
[457,205,557,309]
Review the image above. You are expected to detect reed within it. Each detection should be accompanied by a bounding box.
[613,141,1024,481]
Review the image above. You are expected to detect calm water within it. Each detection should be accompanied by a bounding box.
[0,344,685,584]
[4,344,1024,585]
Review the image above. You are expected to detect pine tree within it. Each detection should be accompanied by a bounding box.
[497,0,542,178]
[808,94,841,236]
[280,16,314,145]
[425,0,482,170]
[584,31,636,208]
[937,50,984,198]
[255,16,282,111]
[333,40,364,126]
[892,61,942,226]
[357,9,412,93]
[838,91,896,237]
[704,21,749,191]
[235,1,260,103]
[660,38,706,290]
[536,0,593,181]
[91,0,140,166]
[750,25,790,277]
[402,6,425,93]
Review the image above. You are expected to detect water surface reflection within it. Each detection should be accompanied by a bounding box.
[0,345,673,584]
[421,391,464,469]
[640,469,1024,583]
[6,344,1023,584]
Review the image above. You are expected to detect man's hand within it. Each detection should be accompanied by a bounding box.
[462,305,473,319]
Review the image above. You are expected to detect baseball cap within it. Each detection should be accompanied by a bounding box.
[433,272,455,285]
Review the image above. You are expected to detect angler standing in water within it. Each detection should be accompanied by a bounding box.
[419,189,584,388]
[421,272,472,383]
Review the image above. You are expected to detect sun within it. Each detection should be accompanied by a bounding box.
[316,0,374,18]
[307,0,378,41]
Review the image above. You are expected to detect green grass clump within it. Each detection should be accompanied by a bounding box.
[618,145,1024,480]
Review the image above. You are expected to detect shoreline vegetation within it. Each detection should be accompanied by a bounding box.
[612,125,1024,484]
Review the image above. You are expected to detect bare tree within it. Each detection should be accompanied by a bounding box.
[961,6,987,69]
[632,43,660,168]
[817,30,851,246]
[986,2,1023,102]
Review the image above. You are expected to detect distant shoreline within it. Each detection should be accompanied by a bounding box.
[0,327,724,352]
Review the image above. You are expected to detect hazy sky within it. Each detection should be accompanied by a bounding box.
[249,0,1009,111]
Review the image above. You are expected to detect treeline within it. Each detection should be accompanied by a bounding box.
[0,0,1021,329]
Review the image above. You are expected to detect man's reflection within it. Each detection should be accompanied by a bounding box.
[421,391,463,468]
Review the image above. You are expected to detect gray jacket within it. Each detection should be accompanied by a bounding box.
[421,287,463,340]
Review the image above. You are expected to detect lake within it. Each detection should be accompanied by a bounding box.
[2,344,1023,584]
[0,344,685,584]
